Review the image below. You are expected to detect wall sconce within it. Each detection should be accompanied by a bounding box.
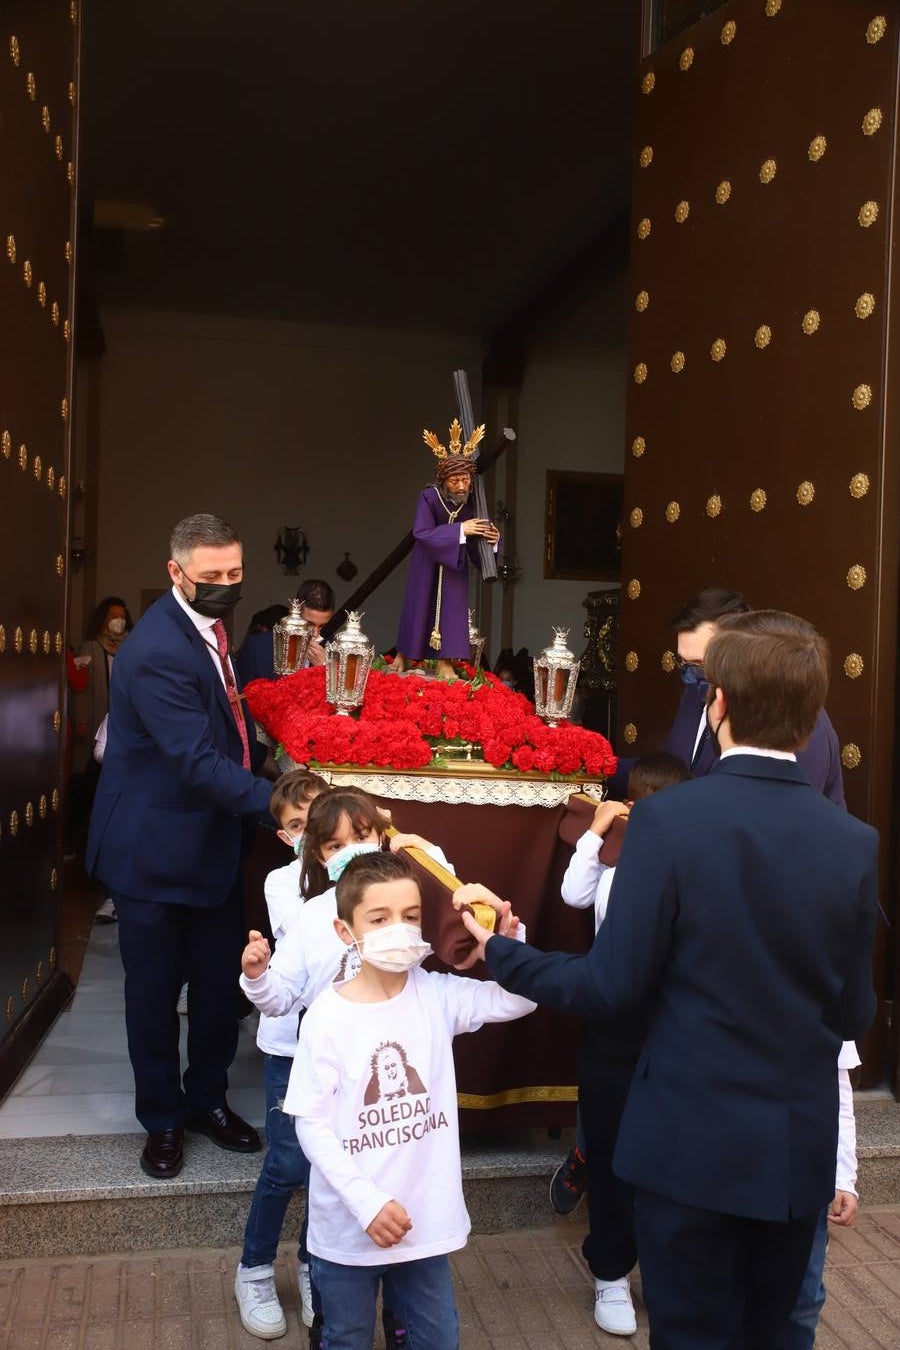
[274,526,310,576]
[494,500,521,590]
[336,552,358,582]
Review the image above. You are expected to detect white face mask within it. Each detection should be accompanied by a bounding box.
[347,922,433,974]
[107,617,126,635]
[325,839,380,883]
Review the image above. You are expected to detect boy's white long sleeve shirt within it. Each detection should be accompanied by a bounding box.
[561,831,614,933]
[254,857,305,1057]
[283,965,535,1265]
[241,844,454,1042]
[836,1041,860,1197]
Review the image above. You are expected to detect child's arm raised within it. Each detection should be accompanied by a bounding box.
[239,915,312,1017]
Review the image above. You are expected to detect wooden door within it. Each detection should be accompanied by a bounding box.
[621,0,900,1087]
[0,2,79,1095]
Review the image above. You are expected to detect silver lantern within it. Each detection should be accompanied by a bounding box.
[273,599,313,675]
[325,611,375,716]
[533,627,581,726]
[468,609,486,669]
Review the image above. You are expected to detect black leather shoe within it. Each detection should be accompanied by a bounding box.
[140,1128,184,1179]
[186,1105,261,1153]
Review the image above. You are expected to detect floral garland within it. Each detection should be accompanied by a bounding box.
[245,665,617,777]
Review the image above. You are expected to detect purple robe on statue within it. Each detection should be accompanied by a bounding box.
[396,486,480,659]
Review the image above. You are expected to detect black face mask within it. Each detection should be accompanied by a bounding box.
[181,574,243,619]
[705,698,722,752]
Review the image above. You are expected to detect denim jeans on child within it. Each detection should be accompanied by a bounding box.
[241,1053,310,1267]
[311,1252,458,1349]
[777,1206,828,1350]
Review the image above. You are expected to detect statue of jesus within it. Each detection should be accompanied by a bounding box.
[394,419,499,679]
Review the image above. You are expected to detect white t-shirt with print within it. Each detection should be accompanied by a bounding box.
[283,965,535,1266]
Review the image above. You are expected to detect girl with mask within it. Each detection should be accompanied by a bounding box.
[238,788,451,1348]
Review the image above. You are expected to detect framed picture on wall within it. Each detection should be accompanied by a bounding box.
[544,470,624,582]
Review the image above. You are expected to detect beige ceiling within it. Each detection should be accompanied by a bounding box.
[80,0,636,335]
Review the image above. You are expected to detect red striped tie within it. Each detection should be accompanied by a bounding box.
[212,619,251,770]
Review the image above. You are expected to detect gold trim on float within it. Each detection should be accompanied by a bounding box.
[457,1086,578,1109]
[385,826,463,893]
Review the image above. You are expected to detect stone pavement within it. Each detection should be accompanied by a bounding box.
[1,1210,900,1350]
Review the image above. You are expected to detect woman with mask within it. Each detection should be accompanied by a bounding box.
[69,596,134,872]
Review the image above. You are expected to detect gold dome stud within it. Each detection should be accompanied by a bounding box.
[68,81,76,106]
[54,134,63,161]
[721,19,737,44]
[634,362,648,385]
[63,319,71,343]
[670,351,685,373]
[25,802,34,827]
[625,651,639,673]
[855,292,875,319]
[851,384,872,410]
[55,632,63,655]
[17,444,27,472]
[841,743,862,770]
[866,16,886,44]
[52,709,61,733]
[635,290,649,312]
[623,723,638,745]
[9,811,18,836]
[759,159,777,184]
[37,281,46,307]
[808,136,827,162]
[51,301,60,325]
[22,260,32,288]
[765,0,782,14]
[801,310,820,335]
[637,217,652,241]
[715,179,732,205]
[849,472,870,499]
[64,240,73,264]
[641,70,655,95]
[0,625,5,652]
[28,629,38,655]
[9,35,20,66]
[41,630,50,654]
[39,795,47,820]
[631,436,646,458]
[846,564,867,590]
[55,553,65,577]
[40,105,50,133]
[661,650,676,673]
[679,47,694,71]
[61,398,69,422]
[665,501,681,523]
[32,454,41,481]
[675,200,690,224]
[52,789,60,811]
[706,494,722,518]
[1,430,9,458]
[843,654,865,679]
[50,867,58,892]
[629,507,644,529]
[750,489,767,512]
[639,146,653,168]
[6,234,16,264]
[858,201,879,227]
[14,627,23,653]
[26,71,35,99]
[754,324,772,349]
[862,107,883,135]
[46,466,55,491]
[710,338,727,361]
[796,480,815,506]
[626,579,641,600]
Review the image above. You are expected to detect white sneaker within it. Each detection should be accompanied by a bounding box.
[234,1263,287,1340]
[177,983,189,1015]
[594,1275,637,1336]
[297,1261,314,1328]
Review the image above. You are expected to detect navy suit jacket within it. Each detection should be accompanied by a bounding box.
[234,630,276,686]
[487,756,878,1223]
[87,591,273,907]
[666,683,846,807]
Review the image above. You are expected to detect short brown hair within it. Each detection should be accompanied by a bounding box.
[336,850,417,924]
[269,770,328,825]
[704,610,829,750]
[627,752,691,801]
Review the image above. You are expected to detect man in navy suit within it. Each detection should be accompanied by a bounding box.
[610,588,845,807]
[461,611,879,1348]
[88,514,275,1179]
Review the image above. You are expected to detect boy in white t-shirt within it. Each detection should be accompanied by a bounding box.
[283,850,535,1348]
[234,769,326,1340]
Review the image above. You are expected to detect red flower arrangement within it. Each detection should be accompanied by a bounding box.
[245,666,617,778]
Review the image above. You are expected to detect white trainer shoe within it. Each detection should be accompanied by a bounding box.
[298,1261,314,1328]
[234,1263,287,1340]
[594,1275,637,1336]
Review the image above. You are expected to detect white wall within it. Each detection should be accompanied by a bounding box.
[493,272,627,660]
[87,310,484,653]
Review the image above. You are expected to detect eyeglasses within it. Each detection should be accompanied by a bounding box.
[673,655,705,672]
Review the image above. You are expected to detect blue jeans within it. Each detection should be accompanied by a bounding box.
[311,1252,458,1349]
[778,1206,828,1350]
[241,1054,310,1268]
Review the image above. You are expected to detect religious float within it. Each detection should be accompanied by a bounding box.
[246,610,618,1129]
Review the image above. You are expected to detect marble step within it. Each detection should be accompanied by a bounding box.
[2,1100,897,1260]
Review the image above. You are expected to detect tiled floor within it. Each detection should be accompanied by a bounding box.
[0,918,265,1140]
[2,1212,900,1350]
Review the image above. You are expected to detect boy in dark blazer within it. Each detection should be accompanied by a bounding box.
[88,514,274,1179]
[459,611,878,1348]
